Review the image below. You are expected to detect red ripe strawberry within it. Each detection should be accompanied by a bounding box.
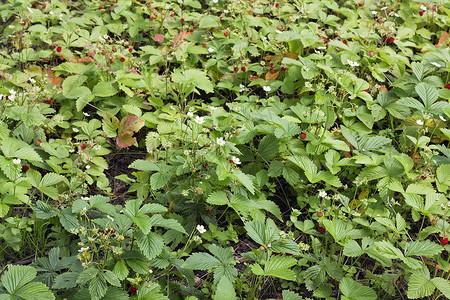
[170,13,174,17]
[120,57,125,62]
[113,48,117,52]
[229,159,233,163]
[41,4,46,9]
[224,31,229,37]
[180,18,185,23]
[301,133,307,139]
[206,209,211,215]
[22,166,29,172]
[369,50,375,57]
[203,43,207,48]
[317,212,323,217]
[241,66,246,72]
[130,286,138,294]
[364,89,369,92]
[413,158,419,163]
[45,99,51,104]
[220,17,224,22]
[110,58,115,63]
[190,29,194,33]
[56,46,62,52]
[270,68,275,73]
[322,37,327,42]
[81,144,87,150]
[35,140,41,146]
[318,226,326,233]
[419,11,423,16]
[129,48,133,53]
[98,6,103,10]
[440,237,448,245]
[281,66,287,71]
[32,3,37,7]
[422,174,427,180]
[343,40,347,45]
[234,66,239,72]
[22,20,26,25]
[44,57,48,61]
[445,84,450,89]
[358,3,363,6]
[275,3,279,7]
[150,16,155,20]
[388,37,394,43]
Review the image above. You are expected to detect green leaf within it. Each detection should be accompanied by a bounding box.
[172,69,214,94]
[323,219,350,244]
[282,167,299,187]
[282,290,304,300]
[207,244,234,264]
[76,267,99,285]
[113,260,129,281]
[149,214,187,234]
[15,282,55,300]
[92,82,118,97]
[150,173,171,190]
[232,170,255,195]
[288,155,317,182]
[207,191,229,205]
[1,265,36,294]
[343,240,364,257]
[214,277,236,300]
[41,173,64,187]
[131,215,152,235]
[431,277,450,299]
[89,275,107,300]
[129,160,159,172]
[62,75,87,97]
[58,208,79,232]
[15,148,42,162]
[182,253,221,270]
[374,241,404,259]
[264,255,297,281]
[257,135,279,161]
[33,201,58,219]
[103,270,121,287]
[102,287,130,300]
[340,277,377,300]
[404,240,443,257]
[53,272,79,289]
[407,269,435,299]
[416,82,438,107]
[135,231,164,260]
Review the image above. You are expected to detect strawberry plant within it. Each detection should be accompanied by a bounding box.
[0,0,448,298]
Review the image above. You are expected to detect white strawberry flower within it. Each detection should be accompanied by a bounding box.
[431,62,442,68]
[195,116,205,124]
[13,158,21,165]
[232,156,241,164]
[78,246,89,252]
[263,86,271,92]
[319,190,327,198]
[187,111,194,117]
[216,137,226,146]
[416,119,424,126]
[420,5,427,11]
[196,224,206,234]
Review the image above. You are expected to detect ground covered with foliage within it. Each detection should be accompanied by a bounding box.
[0,0,449,299]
